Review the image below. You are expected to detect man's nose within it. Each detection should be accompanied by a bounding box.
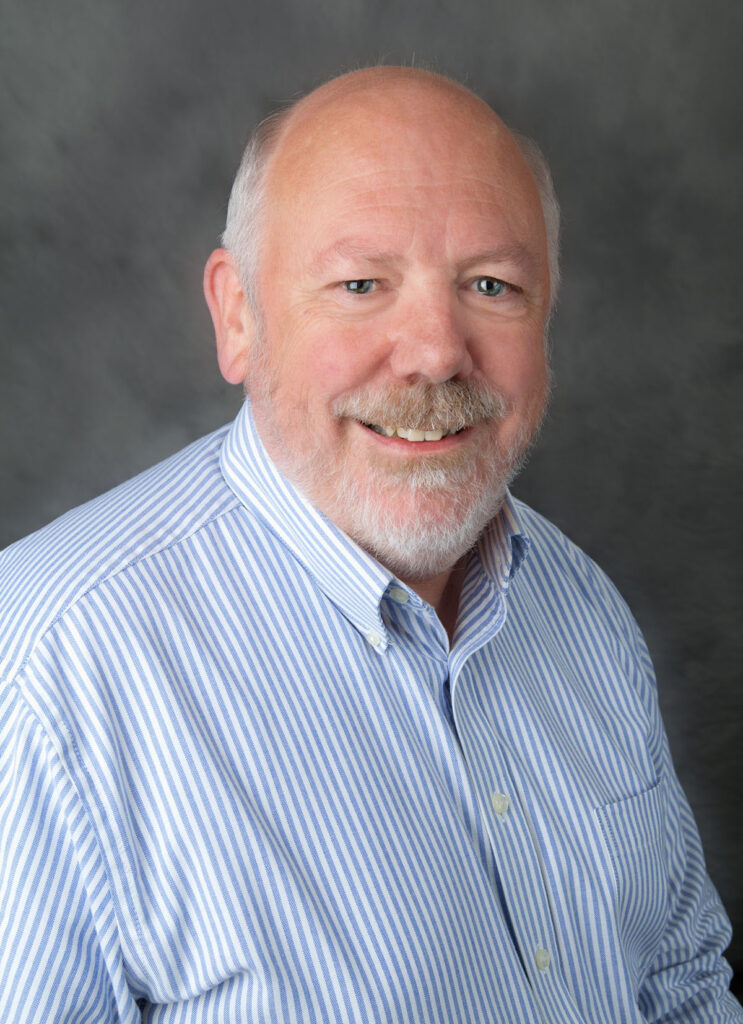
[387,290,473,383]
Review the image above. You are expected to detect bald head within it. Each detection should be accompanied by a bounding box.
[222,67,560,310]
[275,66,506,147]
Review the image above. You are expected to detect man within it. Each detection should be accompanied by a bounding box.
[0,67,739,1022]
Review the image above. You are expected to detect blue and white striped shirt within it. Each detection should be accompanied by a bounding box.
[1,399,739,1022]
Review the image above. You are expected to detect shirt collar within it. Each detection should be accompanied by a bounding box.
[219,400,530,647]
[475,491,531,592]
[220,400,394,648]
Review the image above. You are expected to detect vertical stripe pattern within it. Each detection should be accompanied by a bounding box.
[1,399,740,1022]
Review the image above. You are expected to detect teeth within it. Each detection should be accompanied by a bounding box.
[366,423,459,441]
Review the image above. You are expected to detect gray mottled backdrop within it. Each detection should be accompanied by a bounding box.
[2,0,742,990]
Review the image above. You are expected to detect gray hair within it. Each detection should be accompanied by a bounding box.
[222,99,561,312]
[221,107,291,307]
[510,131,561,308]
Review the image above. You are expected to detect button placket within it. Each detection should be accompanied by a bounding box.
[448,642,585,1020]
[451,685,576,1012]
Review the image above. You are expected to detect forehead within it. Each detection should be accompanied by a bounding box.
[260,78,546,263]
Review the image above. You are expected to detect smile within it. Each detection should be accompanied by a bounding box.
[363,423,466,442]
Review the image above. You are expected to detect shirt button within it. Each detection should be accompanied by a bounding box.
[491,792,510,816]
[535,948,551,972]
[388,586,410,604]
[365,629,384,648]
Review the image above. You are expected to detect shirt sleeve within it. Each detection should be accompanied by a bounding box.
[631,633,743,1023]
[0,683,139,1023]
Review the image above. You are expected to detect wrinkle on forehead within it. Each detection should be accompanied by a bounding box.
[266,127,541,225]
[302,169,535,200]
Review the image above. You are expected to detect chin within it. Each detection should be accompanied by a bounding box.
[331,471,511,582]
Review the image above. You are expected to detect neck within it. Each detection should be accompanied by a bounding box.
[403,558,467,644]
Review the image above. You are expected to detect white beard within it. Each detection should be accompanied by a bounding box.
[323,461,515,581]
[249,372,542,582]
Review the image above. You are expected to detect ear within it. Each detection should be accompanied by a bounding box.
[203,248,256,385]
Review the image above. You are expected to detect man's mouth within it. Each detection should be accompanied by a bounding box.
[362,422,467,442]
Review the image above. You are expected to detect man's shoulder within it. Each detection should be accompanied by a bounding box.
[510,496,639,637]
[0,424,240,682]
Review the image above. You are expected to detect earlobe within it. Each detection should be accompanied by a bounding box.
[203,248,256,385]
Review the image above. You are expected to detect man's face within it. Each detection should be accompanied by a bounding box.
[247,80,551,583]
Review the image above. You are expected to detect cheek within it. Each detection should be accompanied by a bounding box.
[521,350,549,400]
[293,326,386,402]
[482,341,547,405]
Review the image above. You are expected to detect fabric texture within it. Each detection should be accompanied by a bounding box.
[1,399,740,1023]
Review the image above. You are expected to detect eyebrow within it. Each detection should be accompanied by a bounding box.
[459,243,541,275]
[313,239,402,271]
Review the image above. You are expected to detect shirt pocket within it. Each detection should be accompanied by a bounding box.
[595,780,670,982]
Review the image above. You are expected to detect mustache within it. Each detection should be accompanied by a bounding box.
[332,380,509,433]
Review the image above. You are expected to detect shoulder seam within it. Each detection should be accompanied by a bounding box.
[5,500,243,689]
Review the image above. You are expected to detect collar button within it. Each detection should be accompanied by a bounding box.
[365,629,384,648]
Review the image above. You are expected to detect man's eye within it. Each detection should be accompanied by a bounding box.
[342,279,376,294]
[473,276,510,297]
